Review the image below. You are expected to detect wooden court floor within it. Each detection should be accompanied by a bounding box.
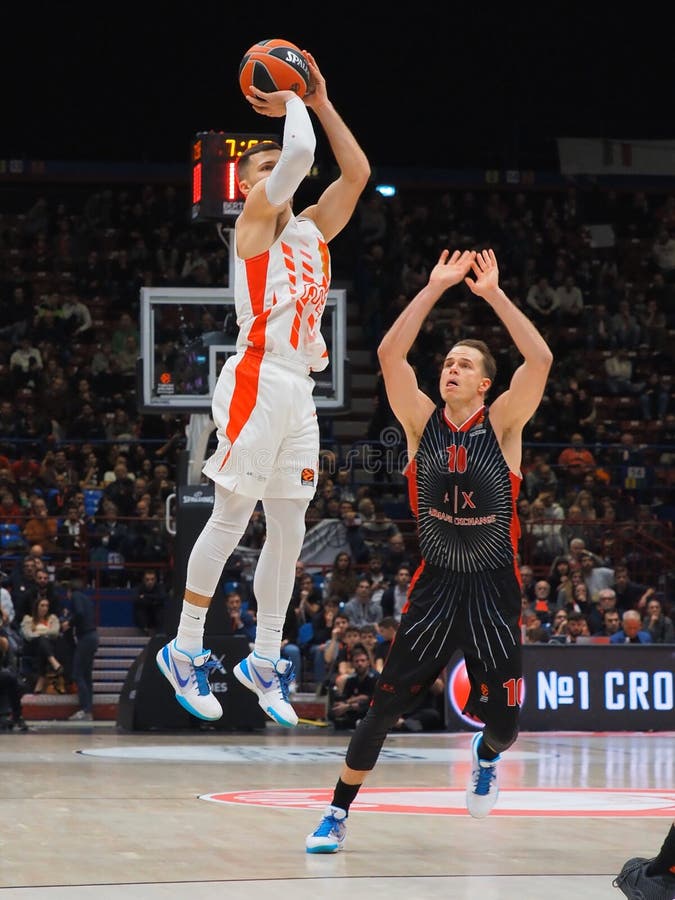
[2,723,674,899]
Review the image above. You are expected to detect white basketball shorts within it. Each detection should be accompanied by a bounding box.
[202,349,320,499]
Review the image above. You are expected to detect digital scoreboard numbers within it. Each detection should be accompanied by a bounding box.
[191,131,278,222]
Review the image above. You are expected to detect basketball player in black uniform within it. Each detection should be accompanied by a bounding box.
[306,248,553,852]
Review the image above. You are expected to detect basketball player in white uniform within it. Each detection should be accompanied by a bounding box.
[157,51,370,726]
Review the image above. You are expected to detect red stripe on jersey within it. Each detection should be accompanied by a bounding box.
[405,457,419,518]
[244,251,271,317]
[510,470,523,581]
[401,559,426,616]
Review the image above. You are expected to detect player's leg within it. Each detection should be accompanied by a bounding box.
[307,578,451,853]
[233,495,309,727]
[613,820,675,898]
[462,568,522,819]
[156,486,256,721]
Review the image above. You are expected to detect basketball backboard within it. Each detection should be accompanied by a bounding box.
[137,286,348,413]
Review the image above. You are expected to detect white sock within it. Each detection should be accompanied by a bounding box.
[176,601,207,655]
[254,613,286,662]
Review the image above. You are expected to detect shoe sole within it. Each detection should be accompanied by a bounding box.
[306,842,342,854]
[233,658,298,727]
[156,645,223,722]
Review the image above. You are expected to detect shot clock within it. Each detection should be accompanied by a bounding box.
[191,131,278,222]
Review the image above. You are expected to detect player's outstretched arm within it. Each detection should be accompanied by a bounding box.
[465,248,553,432]
[378,249,476,450]
[299,51,370,242]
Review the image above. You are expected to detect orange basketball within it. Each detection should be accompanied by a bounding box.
[239,39,310,99]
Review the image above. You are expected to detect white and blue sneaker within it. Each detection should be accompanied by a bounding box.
[306,805,347,853]
[466,730,501,818]
[156,640,223,721]
[233,651,298,727]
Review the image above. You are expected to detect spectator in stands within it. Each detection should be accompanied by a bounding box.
[557,433,597,489]
[223,590,256,645]
[130,569,168,636]
[610,609,653,644]
[639,296,668,352]
[342,578,382,628]
[56,501,92,559]
[359,503,401,555]
[0,627,28,731]
[308,597,340,689]
[380,565,411,622]
[640,372,671,421]
[651,226,675,279]
[588,588,621,635]
[22,496,58,553]
[642,597,674,643]
[102,459,136,517]
[0,488,24,526]
[532,579,554,624]
[322,552,359,604]
[362,553,388,605]
[9,337,43,389]
[554,275,584,324]
[320,609,351,695]
[604,347,643,397]
[523,456,559,502]
[89,500,128,587]
[373,616,398,673]
[20,596,65,693]
[558,610,588,644]
[611,299,642,349]
[526,275,559,320]
[328,645,378,731]
[584,302,615,350]
[612,564,655,614]
[357,623,380,670]
[123,497,169,565]
[580,551,614,602]
[381,532,413,581]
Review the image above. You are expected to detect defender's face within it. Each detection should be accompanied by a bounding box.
[439,345,490,404]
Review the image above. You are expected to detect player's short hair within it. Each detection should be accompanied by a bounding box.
[447,338,497,383]
[236,140,282,182]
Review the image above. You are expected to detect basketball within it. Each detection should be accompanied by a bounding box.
[239,39,310,99]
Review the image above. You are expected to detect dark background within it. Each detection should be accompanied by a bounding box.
[3,4,670,173]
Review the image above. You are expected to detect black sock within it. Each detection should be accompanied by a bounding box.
[332,778,362,815]
[478,736,500,762]
[647,824,675,877]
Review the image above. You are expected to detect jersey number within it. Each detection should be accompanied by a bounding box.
[446,444,468,473]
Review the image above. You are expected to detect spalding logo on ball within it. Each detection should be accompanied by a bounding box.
[239,39,310,98]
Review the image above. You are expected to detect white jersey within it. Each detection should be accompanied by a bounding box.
[234,214,330,372]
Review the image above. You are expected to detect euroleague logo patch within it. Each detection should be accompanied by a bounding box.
[446,659,525,728]
[300,467,315,486]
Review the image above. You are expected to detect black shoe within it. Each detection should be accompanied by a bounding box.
[14,717,29,732]
[613,856,675,899]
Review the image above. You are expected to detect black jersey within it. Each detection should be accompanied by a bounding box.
[405,405,520,573]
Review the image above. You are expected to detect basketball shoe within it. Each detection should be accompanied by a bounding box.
[305,805,347,853]
[156,640,223,721]
[613,857,675,899]
[466,731,501,818]
[233,651,298,727]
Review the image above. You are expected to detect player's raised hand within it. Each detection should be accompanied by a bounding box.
[301,51,328,109]
[428,249,476,292]
[465,249,500,298]
[245,86,299,117]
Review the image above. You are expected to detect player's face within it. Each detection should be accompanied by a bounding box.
[238,149,282,195]
[439,345,491,404]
